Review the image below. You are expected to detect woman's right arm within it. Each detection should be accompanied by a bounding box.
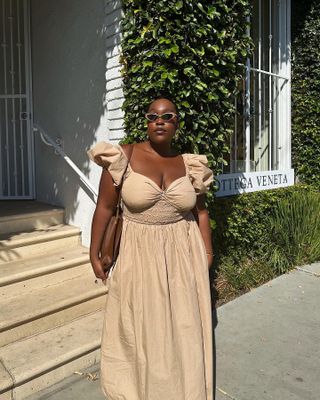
[89,168,119,282]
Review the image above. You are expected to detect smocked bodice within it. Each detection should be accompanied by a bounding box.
[121,162,196,224]
[123,197,194,224]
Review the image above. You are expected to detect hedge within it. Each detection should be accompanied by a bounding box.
[211,184,320,270]
[211,184,320,302]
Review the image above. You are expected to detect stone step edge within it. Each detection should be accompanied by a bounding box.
[0,208,64,224]
[0,335,100,394]
[1,343,100,394]
[0,225,80,250]
[14,341,100,391]
[24,364,100,400]
[0,285,106,333]
[0,254,90,287]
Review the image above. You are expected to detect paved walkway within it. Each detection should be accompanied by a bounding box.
[215,262,320,400]
[28,262,320,400]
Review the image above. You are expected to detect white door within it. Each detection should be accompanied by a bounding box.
[0,0,34,199]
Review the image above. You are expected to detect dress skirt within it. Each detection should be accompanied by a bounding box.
[100,214,214,400]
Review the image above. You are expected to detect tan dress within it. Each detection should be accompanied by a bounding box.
[88,141,215,400]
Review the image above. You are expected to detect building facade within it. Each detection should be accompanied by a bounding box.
[0,0,293,246]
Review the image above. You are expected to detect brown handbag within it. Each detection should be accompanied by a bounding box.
[100,144,133,272]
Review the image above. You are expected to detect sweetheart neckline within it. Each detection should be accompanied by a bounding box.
[118,145,189,192]
[128,167,189,192]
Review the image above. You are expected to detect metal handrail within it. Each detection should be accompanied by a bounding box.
[33,123,98,198]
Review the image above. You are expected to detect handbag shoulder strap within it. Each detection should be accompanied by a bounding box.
[127,143,134,164]
[116,143,134,198]
[121,143,133,185]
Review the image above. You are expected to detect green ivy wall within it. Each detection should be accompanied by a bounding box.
[120,0,252,180]
[291,0,320,188]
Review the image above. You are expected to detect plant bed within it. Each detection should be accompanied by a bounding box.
[210,184,320,307]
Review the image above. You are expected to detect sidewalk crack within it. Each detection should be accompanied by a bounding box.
[295,267,320,278]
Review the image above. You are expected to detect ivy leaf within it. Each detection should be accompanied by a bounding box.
[183,66,195,76]
[171,44,179,54]
[143,60,153,67]
[207,6,220,18]
[195,83,204,91]
[131,64,140,73]
[132,36,144,44]
[208,93,219,101]
[175,1,183,10]
[141,21,153,38]
[196,3,205,13]
[196,46,205,56]
[159,37,171,44]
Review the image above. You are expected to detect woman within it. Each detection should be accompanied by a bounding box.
[87,96,215,400]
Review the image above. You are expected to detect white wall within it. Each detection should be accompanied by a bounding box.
[31,0,124,246]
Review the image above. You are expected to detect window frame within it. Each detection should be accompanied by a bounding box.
[215,0,293,197]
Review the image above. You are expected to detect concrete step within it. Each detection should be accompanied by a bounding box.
[24,365,104,400]
[0,246,90,295]
[0,261,94,300]
[0,225,81,264]
[0,201,64,235]
[0,310,103,400]
[0,271,107,346]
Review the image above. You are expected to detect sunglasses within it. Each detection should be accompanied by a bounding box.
[145,112,178,122]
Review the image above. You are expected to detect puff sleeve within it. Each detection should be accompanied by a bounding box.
[184,154,214,195]
[87,141,128,186]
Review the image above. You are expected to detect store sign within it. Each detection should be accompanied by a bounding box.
[215,169,295,197]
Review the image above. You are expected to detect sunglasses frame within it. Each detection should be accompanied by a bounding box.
[145,112,178,122]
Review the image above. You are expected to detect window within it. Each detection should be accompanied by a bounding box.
[215,0,293,197]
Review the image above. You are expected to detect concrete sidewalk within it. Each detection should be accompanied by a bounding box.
[27,262,320,400]
[215,262,320,400]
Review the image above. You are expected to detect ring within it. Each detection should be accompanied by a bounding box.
[94,279,98,284]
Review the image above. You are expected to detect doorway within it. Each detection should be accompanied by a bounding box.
[0,0,34,199]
